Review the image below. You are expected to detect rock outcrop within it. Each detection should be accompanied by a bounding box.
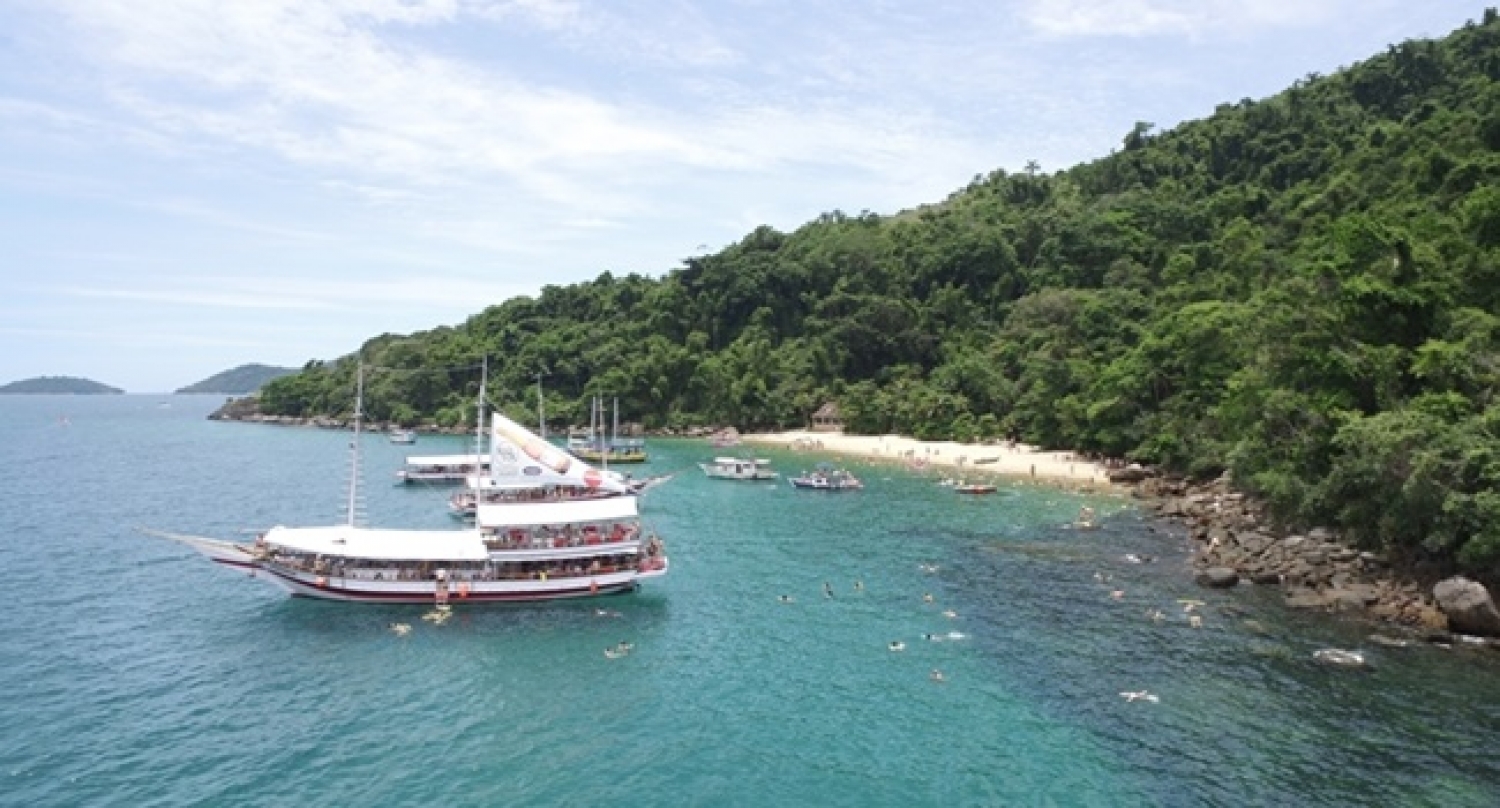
[1131,472,1450,632]
[1433,577,1500,637]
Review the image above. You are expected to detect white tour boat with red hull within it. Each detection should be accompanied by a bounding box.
[154,370,669,604]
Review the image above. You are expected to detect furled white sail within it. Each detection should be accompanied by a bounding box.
[489,412,629,493]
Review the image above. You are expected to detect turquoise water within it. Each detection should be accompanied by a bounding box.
[3,396,1500,806]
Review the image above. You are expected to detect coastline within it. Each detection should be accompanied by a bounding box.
[742,428,1472,639]
[740,429,1116,490]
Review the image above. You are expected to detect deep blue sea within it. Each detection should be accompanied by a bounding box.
[4,395,1500,806]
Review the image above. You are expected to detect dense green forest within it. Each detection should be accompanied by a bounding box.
[0,376,122,394]
[260,11,1500,577]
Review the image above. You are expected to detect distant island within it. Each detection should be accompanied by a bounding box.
[176,364,297,395]
[0,376,124,394]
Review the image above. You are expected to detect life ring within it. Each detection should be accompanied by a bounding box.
[315,576,327,587]
[458,582,471,599]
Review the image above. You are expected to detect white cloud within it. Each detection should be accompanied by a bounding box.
[1018,0,1346,39]
[43,0,963,211]
[59,274,536,313]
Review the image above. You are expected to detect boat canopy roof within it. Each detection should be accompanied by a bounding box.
[403,453,486,466]
[712,456,771,464]
[476,496,639,528]
[263,525,489,561]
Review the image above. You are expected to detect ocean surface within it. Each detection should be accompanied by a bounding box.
[4,395,1500,807]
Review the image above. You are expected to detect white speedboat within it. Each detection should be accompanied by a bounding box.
[388,428,417,444]
[788,463,862,491]
[700,456,778,480]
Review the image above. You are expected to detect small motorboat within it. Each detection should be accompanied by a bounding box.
[953,482,997,495]
[389,428,418,444]
[788,463,863,491]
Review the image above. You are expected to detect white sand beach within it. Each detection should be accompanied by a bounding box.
[741,429,1115,489]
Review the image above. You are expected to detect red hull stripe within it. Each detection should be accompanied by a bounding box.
[255,565,637,602]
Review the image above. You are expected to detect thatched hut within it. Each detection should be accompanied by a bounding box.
[810,401,843,432]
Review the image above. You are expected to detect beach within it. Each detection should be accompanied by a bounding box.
[741,429,1115,489]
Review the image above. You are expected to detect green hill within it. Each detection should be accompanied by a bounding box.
[176,364,297,394]
[0,376,123,394]
[254,11,1500,576]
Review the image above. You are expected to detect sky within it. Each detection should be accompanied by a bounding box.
[0,1,1482,393]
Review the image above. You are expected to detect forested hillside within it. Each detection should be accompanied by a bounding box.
[176,363,295,394]
[260,11,1500,576]
[0,376,123,394]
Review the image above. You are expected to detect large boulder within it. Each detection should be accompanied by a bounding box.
[1433,577,1500,637]
[1195,567,1240,588]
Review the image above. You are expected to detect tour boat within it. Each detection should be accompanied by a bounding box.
[700,456,778,480]
[395,453,489,485]
[788,463,862,491]
[154,371,669,604]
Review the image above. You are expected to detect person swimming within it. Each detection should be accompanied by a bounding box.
[889,641,906,652]
[930,669,946,682]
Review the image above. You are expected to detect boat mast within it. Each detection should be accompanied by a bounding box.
[535,371,546,438]
[476,356,488,457]
[346,363,365,527]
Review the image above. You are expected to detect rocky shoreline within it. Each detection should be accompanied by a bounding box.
[1122,469,1500,647]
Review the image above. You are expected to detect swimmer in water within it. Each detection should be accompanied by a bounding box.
[889,641,906,652]
[930,669,946,683]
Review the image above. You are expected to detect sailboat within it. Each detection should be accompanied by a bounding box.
[150,365,668,604]
[568,396,648,464]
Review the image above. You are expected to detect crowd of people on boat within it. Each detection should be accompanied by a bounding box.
[480,521,641,550]
[454,483,618,510]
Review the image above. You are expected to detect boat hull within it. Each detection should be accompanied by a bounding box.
[151,530,666,605]
[572,449,648,464]
[249,564,650,604]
